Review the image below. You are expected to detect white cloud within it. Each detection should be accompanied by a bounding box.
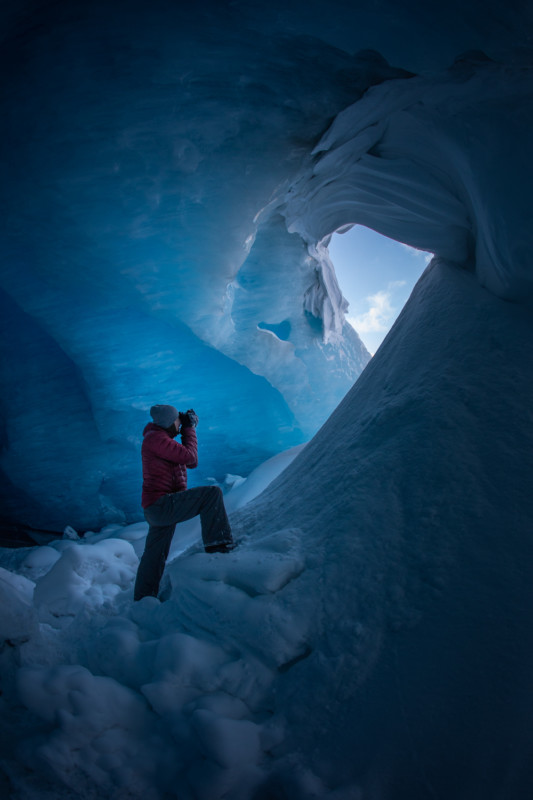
[349,289,395,333]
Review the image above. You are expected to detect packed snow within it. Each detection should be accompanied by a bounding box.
[2,259,533,798]
[0,445,308,799]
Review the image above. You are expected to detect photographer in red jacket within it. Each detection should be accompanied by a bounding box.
[134,404,234,601]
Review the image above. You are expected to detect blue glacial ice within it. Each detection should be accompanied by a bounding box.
[0,2,380,530]
[1,0,533,798]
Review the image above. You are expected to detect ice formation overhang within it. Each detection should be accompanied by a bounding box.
[283,55,533,303]
[1,0,532,529]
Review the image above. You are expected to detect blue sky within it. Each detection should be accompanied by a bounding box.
[328,225,432,355]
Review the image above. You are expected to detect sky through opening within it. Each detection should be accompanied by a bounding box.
[329,226,432,355]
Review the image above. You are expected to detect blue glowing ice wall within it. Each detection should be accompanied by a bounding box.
[1,0,529,531]
[0,1,379,529]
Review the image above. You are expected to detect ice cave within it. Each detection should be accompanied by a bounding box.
[1,0,533,798]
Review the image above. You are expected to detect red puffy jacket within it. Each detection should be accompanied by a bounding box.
[141,423,198,508]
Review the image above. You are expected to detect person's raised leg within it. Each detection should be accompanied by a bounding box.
[197,486,233,551]
[160,486,233,552]
[134,488,234,600]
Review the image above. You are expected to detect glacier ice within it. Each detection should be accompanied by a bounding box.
[0,1,379,530]
[2,1,530,529]
[284,56,533,302]
[1,0,533,798]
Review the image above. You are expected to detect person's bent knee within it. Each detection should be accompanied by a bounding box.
[204,485,223,502]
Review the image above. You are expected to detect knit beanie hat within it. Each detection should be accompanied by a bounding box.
[150,404,180,429]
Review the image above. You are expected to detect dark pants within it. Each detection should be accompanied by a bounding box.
[134,486,232,601]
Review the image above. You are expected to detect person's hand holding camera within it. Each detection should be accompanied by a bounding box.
[179,409,199,429]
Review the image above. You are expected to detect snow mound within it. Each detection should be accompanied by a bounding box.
[0,522,313,798]
[0,567,36,642]
[17,664,173,799]
[33,539,138,626]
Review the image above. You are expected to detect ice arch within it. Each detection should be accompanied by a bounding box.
[1,0,531,530]
[0,1,533,798]
[282,54,533,302]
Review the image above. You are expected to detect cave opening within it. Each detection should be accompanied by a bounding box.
[328,224,433,355]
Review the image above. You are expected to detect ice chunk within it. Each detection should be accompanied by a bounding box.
[17,664,173,796]
[20,545,61,580]
[164,539,312,668]
[33,539,138,625]
[170,528,305,596]
[140,633,232,718]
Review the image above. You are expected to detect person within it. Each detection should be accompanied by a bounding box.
[134,404,234,601]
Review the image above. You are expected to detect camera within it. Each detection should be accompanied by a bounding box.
[178,409,198,428]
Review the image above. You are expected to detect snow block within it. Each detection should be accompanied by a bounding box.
[33,539,138,625]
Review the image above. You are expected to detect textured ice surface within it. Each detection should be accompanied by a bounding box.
[284,57,533,303]
[1,261,533,800]
[2,2,531,530]
[0,1,379,531]
[1,0,533,797]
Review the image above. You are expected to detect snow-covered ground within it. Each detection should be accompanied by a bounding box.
[2,258,533,799]
[0,443,307,799]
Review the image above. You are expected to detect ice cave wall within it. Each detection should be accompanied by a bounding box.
[230,255,533,799]
[283,56,533,303]
[0,0,532,533]
[244,45,533,797]
[1,0,533,796]
[1,0,382,530]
